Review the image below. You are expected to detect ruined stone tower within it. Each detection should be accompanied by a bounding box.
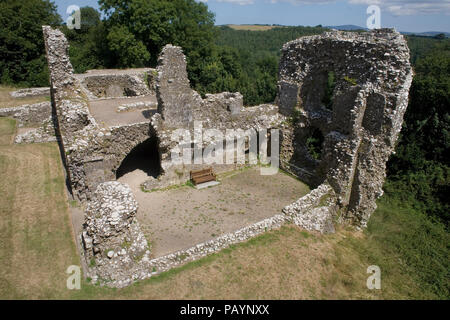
[277,29,413,227]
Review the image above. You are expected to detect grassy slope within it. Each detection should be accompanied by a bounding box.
[0,118,447,299]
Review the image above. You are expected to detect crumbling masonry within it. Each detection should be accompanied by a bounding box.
[36,26,412,286]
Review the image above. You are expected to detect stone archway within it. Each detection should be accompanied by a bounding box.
[116,136,161,185]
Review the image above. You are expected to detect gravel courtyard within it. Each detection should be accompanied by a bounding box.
[119,166,310,257]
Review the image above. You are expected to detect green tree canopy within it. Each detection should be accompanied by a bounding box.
[61,6,109,73]
[0,0,61,86]
[99,0,216,72]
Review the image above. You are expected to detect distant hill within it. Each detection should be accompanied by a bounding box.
[326,25,449,38]
[401,31,450,38]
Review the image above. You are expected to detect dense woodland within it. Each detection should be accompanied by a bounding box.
[0,0,448,228]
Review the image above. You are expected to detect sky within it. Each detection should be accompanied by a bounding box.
[54,0,450,33]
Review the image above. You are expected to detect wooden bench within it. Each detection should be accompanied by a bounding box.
[190,167,216,185]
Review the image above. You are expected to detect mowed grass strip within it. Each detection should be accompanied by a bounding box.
[0,118,79,299]
[0,118,16,145]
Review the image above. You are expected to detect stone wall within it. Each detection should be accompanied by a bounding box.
[0,102,52,127]
[156,45,202,127]
[75,71,155,99]
[9,87,50,98]
[43,26,157,200]
[277,29,413,227]
[41,25,415,287]
[283,183,337,234]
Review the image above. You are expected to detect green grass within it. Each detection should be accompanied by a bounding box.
[0,118,16,145]
[339,197,449,299]
[343,76,358,86]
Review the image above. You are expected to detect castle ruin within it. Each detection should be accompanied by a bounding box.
[1,26,412,287]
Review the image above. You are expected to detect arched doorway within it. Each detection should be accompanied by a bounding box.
[116,137,161,180]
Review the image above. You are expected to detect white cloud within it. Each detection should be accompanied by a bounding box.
[348,0,450,15]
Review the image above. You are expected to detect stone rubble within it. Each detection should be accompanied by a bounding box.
[117,101,156,113]
[9,87,50,98]
[0,102,52,127]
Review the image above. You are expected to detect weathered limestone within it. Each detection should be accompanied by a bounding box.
[117,101,156,113]
[203,92,243,116]
[74,71,155,99]
[141,44,285,191]
[278,29,413,228]
[156,45,202,127]
[9,87,50,98]
[283,183,337,234]
[0,101,51,127]
[81,182,150,285]
[43,26,157,200]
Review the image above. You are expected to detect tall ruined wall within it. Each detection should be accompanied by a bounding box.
[278,29,413,227]
[43,26,156,200]
[156,45,202,127]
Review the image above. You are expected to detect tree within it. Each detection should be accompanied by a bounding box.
[387,43,450,225]
[99,0,216,83]
[0,0,61,87]
[107,26,150,68]
[62,7,108,73]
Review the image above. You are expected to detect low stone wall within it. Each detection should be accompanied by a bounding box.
[9,87,50,98]
[82,179,337,288]
[76,71,155,99]
[14,117,57,144]
[86,208,287,287]
[0,102,51,127]
[283,183,337,233]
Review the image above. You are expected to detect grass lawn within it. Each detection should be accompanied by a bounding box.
[0,117,447,299]
[0,85,49,109]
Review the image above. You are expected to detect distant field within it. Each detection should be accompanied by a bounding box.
[226,24,281,31]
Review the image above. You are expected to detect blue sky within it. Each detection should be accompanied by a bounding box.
[54,0,450,33]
